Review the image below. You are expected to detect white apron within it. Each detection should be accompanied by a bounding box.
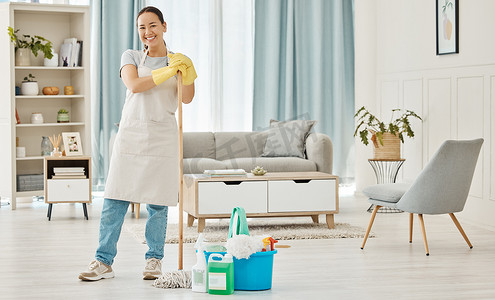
[104,50,179,206]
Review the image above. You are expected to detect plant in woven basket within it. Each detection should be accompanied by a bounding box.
[354,106,422,147]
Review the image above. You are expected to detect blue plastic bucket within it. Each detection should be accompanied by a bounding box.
[204,250,277,291]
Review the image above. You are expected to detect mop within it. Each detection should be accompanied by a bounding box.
[153,71,192,289]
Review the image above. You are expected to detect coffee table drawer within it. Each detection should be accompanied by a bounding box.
[198,181,267,214]
[268,179,336,212]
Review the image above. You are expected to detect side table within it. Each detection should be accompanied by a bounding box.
[367,159,405,213]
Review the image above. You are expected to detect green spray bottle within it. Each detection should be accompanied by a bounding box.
[207,253,234,295]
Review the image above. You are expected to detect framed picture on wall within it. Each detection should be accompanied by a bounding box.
[436,0,458,55]
[62,132,83,156]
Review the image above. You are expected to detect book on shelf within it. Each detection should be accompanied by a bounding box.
[59,38,83,67]
[51,175,87,179]
[53,167,85,173]
[53,172,85,176]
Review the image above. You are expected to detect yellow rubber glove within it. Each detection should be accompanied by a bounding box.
[168,53,197,85]
[151,65,178,86]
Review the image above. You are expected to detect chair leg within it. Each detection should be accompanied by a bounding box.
[409,213,414,243]
[417,214,429,256]
[449,213,473,249]
[361,205,381,250]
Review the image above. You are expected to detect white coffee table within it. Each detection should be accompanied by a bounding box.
[183,172,339,232]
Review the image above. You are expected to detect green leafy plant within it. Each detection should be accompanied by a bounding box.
[23,73,36,82]
[7,26,53,59]
[58,108,69,114]
[354,106,422,146]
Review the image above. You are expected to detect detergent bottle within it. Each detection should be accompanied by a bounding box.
[207,253,234,295]
[191,233,207,293]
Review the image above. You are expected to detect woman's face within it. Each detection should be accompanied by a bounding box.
[137,12,166,49]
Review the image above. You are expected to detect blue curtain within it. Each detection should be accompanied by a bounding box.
[91,0,144,189]
[253,0,355,179]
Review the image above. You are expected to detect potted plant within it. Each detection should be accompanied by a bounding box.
[57,108,70,123]
[354,106,422,159]
[7,26,53,66]
[21,73,39,96]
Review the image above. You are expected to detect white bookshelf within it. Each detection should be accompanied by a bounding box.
[0,3,90,210]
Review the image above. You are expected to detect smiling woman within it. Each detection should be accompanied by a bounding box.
[80,5,197,282]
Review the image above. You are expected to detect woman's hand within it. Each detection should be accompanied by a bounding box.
[168,53,197,86]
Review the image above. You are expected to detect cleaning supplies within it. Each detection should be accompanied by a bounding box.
[191,233,207,293]
[207,253,234,295]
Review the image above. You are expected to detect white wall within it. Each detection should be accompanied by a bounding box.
[355,0,495,229]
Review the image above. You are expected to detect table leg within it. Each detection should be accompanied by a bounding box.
[187,214,195,227]
[311,215,319,224]
[82,203,88,220]
[197,218,205,233]
[326,214,335,229]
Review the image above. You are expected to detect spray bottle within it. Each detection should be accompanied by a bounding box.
[192,233,207,293]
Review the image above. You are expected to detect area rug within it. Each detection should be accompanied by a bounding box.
[124,218,374,244]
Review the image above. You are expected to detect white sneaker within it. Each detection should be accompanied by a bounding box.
[143,258,162,280]
[79,260,115,281]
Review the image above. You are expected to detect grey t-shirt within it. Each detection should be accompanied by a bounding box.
[120,49,173,75]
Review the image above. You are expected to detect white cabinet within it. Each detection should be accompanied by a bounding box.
[47,179,90,202]
[184,172,339,232]
[0,3,91,209]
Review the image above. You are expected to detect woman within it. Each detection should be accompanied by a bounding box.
[79,6,196,281]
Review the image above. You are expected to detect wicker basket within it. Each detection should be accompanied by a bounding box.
[373,132,401,159]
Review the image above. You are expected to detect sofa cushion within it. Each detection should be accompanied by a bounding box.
[183,158,228,174]
[261,119,316,158]
[362,183,410,203]
[215,131,268,160]
[222,157,317,173]
[183,132,216,159]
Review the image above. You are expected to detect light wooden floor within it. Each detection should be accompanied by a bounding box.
[1,191,495,300]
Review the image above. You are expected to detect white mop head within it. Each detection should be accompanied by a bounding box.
[226,234,264,259]
[153,270,191,289]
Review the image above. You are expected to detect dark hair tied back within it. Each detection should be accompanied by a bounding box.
[137,6,165,24]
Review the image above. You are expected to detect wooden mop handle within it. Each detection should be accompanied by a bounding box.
[177,71,184,270]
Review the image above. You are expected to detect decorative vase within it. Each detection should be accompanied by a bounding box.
[52,147,62,157]
[44,53,59,67]
[57,112,69,123]
[15,48,31,66]
[41,136,51,156]
[372,132,401,160]
[30,112,44,124]
[21,81,39,95]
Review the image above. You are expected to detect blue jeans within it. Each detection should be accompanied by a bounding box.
[95,198,169,266]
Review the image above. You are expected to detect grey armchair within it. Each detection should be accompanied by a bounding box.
[360,139,484,255]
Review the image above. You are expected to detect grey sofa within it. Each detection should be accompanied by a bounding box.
[183,131,333,174]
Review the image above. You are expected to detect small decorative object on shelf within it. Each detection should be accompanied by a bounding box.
[7,26,53,66]
[16,146,25,158]
[30,112,43,124]
[49,134,62,157]
[41,136,51,156]
[15,108,20,124]
[64,85,74,95]
[42,86,59,95]
[44,52,58,67]
[251,166,267,176]
[62,132,83,156]
[57,108,69,123]
[21,73,39,95]
[354,106,422,159]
